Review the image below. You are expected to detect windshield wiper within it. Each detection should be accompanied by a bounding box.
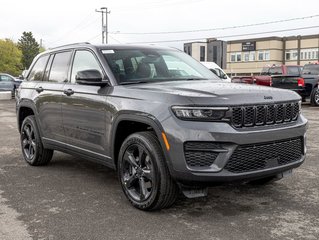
[182,78,209,81]
[119,81,149,85]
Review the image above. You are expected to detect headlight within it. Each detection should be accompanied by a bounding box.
[171,106,229,121]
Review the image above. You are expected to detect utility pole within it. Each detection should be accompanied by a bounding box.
[95,7,111,44]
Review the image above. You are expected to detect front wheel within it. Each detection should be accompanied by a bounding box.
[310,88,319,106]
[118,132,178,210]
[20,116,53,166]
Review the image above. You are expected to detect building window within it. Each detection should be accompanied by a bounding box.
[249,51,256,61]
[264,51,270,60]
[213,46,217,63]
[244,52,249,62]
[300,48,319,60]
[236,52,241,62]
[230,53,236,62]
[285,50,298,61]
[200,46,205,61]
[230,52,242,62]
[258,50,270,61]
[243,51,256,62]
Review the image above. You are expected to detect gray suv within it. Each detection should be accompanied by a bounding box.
[16,43,307,210]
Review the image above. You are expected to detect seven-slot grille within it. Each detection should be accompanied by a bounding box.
[224,137,303,173]
[231,102,300,128]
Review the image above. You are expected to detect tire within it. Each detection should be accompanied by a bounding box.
[11,86,16,99]
[248,175,281,185]
[310,88,319,106]
[118,131,179,211]
[20,115,53,166]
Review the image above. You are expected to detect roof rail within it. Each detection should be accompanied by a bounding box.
[49,42,91,50]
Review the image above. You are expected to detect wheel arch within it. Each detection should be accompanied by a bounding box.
[111,112,171,170]
[17,101,39,133]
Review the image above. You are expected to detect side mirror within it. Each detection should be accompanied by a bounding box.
[222,74,228,79]
[21,70,28,79]
[76,69,108,86]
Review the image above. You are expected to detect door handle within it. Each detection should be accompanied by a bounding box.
[63,89,74,96]
[35,86,44,93]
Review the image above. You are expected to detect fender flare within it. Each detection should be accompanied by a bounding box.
[17,100,42,136]
[110,111,174,171]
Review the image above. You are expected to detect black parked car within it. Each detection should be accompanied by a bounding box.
[0,73,23,97]
[271,63,319,105]
[16,43,307,210]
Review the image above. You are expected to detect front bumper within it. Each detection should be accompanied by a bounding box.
[161,114,308,184]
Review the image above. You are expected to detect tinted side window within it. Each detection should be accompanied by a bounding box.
[43,55,54,81]
[27,55,49,81]
[49,51,72,83]
[287,66,300,75]
[302,64,319,75]
[0,75,13,81]
[71,50,102,83]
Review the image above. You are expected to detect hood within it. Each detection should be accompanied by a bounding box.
[124,80,301,106]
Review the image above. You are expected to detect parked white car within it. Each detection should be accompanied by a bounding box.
[200,62,231,82]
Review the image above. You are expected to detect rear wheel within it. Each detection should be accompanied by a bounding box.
[310,88,319,106]
[118,132,178,210]
[20,116,53,166]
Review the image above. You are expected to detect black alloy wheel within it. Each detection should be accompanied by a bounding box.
[21,122,37,162]
[312,88,319,106]
[20,116,53,166]
[121,144,154,202]
[118,132,178,210]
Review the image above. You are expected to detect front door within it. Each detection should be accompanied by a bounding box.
[61,50,110,157]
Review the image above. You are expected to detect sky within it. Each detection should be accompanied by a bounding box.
[0,0,318,50]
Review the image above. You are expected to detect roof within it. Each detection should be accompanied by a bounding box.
[47,42,174,53]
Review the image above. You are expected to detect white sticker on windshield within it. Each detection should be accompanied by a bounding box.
[102,50,114,54]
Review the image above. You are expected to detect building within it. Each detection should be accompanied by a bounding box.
[184,34,319,76]
[184,39,227,69]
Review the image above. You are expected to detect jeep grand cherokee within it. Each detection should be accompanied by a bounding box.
[16,43,308,210]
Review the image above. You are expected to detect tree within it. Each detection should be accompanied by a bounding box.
[18,32,40,69]
[0,39,23,76]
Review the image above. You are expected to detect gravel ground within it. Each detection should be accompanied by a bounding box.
[0,100,318,240]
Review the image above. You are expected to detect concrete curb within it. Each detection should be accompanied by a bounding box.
[0,92,12,100]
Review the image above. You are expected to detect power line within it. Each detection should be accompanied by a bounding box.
[86,33,101,42]
[48,15,100,46]
[111,14,319,35]
[108,34,122,43]
[127,25,319,44]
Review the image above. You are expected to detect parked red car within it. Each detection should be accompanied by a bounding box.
[232,65,303,86]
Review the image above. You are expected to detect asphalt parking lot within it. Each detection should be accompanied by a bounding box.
[0,100,318,240]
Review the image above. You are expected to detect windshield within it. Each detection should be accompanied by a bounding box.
[268,67,282,75]
[260,67,270,75]
[260,66,283,76]
[101,48,219,84]
[302,64,319,75]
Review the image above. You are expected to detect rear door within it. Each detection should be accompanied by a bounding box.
[36,51,73,142]
[61,49,110,158]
